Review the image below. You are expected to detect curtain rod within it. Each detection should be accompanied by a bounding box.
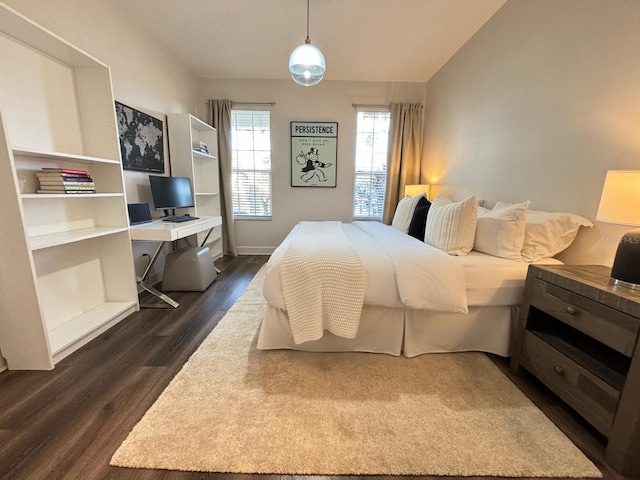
[205,100,275,106]
[233,101,275,106]
[352,103,391,108]
[353,103,423,109]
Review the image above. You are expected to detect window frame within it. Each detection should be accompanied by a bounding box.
[230,107,273,220]
[352,106,391,221]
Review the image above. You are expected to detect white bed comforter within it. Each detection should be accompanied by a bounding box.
[263,221,468,314]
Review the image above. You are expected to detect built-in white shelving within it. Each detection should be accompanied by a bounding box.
[167,113,223,259]
[0,3,139,370]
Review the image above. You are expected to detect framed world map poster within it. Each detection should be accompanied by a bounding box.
[291,121,338,187]
[115,101,165,173]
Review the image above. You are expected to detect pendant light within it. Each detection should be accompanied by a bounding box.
[288,0,325,86]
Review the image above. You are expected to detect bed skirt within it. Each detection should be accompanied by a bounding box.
[257,305,518,357]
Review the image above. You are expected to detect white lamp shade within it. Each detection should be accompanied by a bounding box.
[404,184,430,199]
[289,43,325,87]
[596,170,640,226]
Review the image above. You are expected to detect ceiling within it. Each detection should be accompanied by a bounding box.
[114,0,507,83]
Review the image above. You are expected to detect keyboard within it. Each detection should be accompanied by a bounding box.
[161,215,199,223]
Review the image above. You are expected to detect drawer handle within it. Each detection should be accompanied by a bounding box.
[565,305,579,315]
[553,365,564,375]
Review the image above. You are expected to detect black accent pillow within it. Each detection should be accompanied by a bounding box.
[408,196,432,240]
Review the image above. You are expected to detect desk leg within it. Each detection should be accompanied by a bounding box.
[137,278,180,309]
[200,227,221,274]
[137,240,180,309]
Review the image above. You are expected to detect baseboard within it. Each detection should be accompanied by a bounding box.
[237,246,275,255]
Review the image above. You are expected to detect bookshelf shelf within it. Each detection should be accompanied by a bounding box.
[48,300,138,360]
[28,226,129,250]
[192,150,216,160]
[22,193,123,199]
[167,113,223,260]
[12,147,120,165]
[0,4,139,371]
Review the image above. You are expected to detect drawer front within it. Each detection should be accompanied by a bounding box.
[530,278,639,356]
[521,331,619,436]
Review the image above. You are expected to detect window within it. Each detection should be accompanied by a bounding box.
[230,109,272,217]
[353,110,391,219]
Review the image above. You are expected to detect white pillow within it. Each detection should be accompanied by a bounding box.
[391,194,425,233]
[424,194,477,255]
[495,202,594,261]
[474,200,530,261]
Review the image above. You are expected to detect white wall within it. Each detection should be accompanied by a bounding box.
[422,0,640,265]
[4,0,200,283]
[198,78,425,253]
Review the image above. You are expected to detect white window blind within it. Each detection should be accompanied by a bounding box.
[231,109,272,217]
[353,110,391,219]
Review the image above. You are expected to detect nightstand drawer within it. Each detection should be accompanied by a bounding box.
[521,331,620,435]
[530,278,638,356]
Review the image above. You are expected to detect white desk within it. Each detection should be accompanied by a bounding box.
[130,216,222,308]
[130,216,222,242]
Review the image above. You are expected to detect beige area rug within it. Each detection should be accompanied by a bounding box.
[111,267,601,477]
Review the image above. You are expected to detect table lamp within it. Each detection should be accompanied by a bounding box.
[404,184,430,199]
[596,170,640,289]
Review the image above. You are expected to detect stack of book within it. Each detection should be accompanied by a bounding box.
[192,141,209,154]
[36,168,96,194]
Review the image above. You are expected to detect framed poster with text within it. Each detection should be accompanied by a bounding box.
[291,121,338,187]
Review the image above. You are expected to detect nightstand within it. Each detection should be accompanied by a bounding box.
[510,264,640,475]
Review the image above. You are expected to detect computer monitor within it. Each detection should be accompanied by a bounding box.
[148,175,195,216]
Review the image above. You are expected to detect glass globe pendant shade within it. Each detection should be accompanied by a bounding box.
[289,40,325,87]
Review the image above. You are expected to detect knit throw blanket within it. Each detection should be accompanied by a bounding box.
[281,221,365,344]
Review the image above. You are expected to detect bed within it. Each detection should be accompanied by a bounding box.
[257,220,563,357]
[258,193,593,357]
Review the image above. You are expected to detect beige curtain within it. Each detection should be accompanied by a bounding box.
[382,103,424,225]
[207,99,237,256]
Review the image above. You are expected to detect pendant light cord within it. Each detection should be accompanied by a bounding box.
[306,0,310,43]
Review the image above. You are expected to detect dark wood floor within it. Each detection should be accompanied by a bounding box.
[0,254,634,480]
